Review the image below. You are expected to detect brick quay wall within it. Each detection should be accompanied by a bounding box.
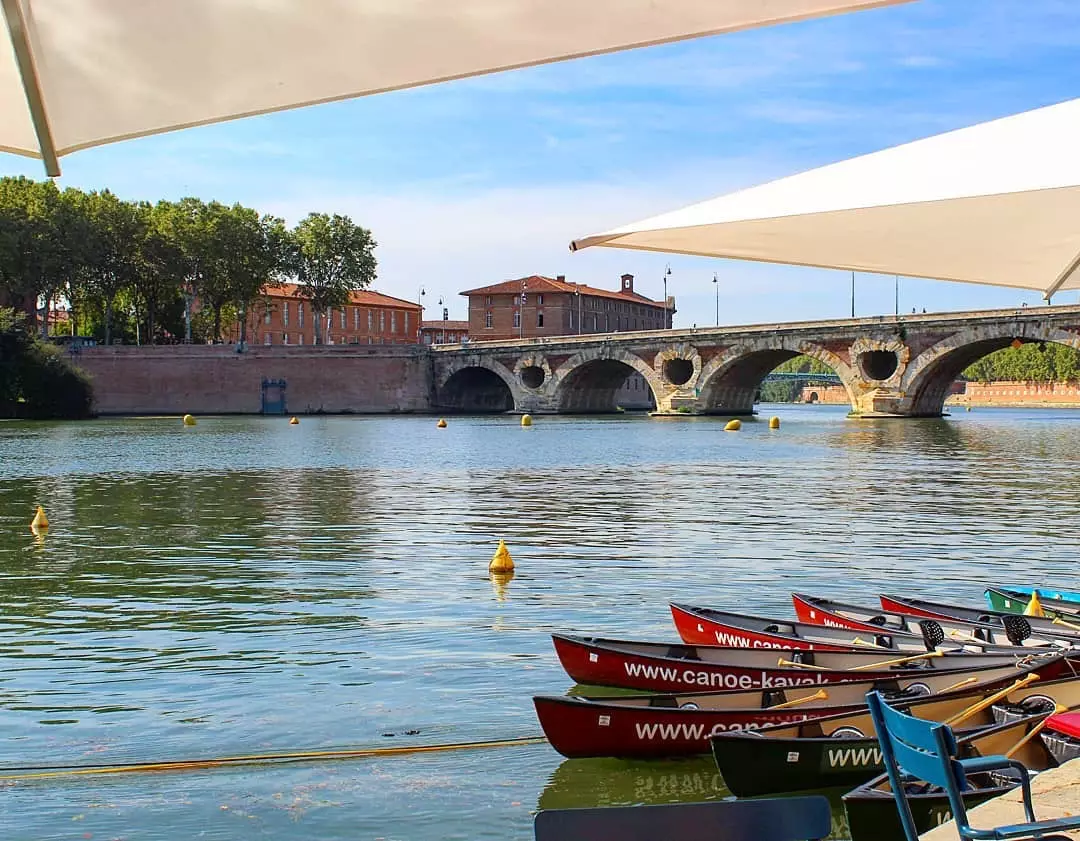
[73,345,432,415]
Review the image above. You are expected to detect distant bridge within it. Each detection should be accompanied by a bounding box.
[430,306,1080,418]
[761,371,842,385]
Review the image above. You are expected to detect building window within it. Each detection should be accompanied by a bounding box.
[264,309,271,325]
[486,295,493,306]
[537,311,544,328]
[298,303,304,328]
[485,310,493,328]
[340,309,346,330]
[367,310,373,332]
[298,333,304,345]
[569,310,575,328]
[537,294,544,305]
[513,310,521,329]
[264,332,272,345]
[390,311,397,334]
[379,311,385,332]
[283,333,289,344]
[283,302,289,327]
[353,307,359,330]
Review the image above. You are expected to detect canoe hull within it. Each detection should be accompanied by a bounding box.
[712,731,883,796]
[534,695,862,759]
[843,781,1004,841]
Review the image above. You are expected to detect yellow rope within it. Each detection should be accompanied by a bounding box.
[0,735,548,781]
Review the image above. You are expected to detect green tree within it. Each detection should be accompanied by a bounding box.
[0,307,92,418]
[288,213,377,344]
[72,189,146,345]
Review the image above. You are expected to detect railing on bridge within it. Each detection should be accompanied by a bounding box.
[761,372,841,385]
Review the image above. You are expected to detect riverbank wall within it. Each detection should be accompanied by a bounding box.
[73,345,432,415]
[796,381,1080,409]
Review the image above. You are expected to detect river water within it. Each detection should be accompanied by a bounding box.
[1,406,1079,840]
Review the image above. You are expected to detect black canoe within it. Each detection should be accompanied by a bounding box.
[710,664,1080,796]
[842,711,1074,841]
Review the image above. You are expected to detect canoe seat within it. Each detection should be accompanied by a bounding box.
[665,645,701,661]
[534,796,832,841]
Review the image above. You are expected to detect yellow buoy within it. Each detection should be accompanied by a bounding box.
[1024,591,1045,618]
[289,416,299,425]
[724,419,742,431]
[769,416,780,430]
[437,418,448,428]
[183,414,196,426]
[520,414,532,427]
[30,505,49,531]
[489,539,515,573]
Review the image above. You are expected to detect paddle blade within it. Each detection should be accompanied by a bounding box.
[919,620,945,651]
[1003,615,1032,645]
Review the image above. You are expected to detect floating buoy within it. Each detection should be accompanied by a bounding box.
[183,414,196,426]
[289,416,299,425]
[437,418,447,428]
[1024,591,1045,618]
[769,416,780,430]
[724,419,742,431]
[520,414,532,427]
[966,406,972,412]
[30,505,49,531]
[489,539,515,573]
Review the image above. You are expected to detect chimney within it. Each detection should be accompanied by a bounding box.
[556,274,566,283]
[620,273,634,293]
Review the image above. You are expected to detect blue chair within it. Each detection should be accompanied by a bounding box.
[867,690,1080,841]
[534,796,832,841]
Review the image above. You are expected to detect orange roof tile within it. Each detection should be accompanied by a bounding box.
[459,275,662,306]
[264,282,421,310]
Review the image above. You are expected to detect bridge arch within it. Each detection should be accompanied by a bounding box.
[697,339,861,414]
[435,359,519,413]
[901,324,1080,416]
[550,348,662,413]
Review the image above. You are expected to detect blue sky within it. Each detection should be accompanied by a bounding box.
[3,0,1079,325]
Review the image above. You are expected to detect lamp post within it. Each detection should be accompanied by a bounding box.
[520,278,526,340]
[894,275,899,317]
[712,272,719,327]
[417,286,426,342]
[663,265,671,329]
[574,286,582,335]
[850,271,855,319]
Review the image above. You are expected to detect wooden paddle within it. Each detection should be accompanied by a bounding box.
[767,689,828,710]
[943,673,1041,727]
[1005,704,1068,758]
[938,675,980,694]
[1052,616,1080,633]
[848,651,945,672]
[777,658,829,671]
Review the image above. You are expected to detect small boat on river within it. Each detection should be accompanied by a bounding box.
[533,662,1049,759]
[710,663,1080,796]
[985,586,1080,618]
[670,604,1022,654]
[842,709,1080,841]
[551,633,1056,693]
[794,593,1077,648]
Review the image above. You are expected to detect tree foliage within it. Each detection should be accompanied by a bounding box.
[0,307,92,418]
[0,178,378,347]
[962,342,1080,383]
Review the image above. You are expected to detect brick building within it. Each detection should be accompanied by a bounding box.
[420,319,469,345]
[238,283,422,346]
[461,274,672,341]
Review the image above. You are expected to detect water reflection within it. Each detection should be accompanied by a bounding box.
[2,409,1080,839]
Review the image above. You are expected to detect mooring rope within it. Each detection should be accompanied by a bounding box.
[0,735,548,781]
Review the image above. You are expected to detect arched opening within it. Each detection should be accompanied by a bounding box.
[663,358,693,386]
[908,336,1080,417]
[520,365,545,389]
[701,350,845,415]
[859,350,899,381]
[558,359,656,413]
[437,367,515,413]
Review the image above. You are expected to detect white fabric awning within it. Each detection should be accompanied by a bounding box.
[1,0,912,176]
[572,97,1080,299]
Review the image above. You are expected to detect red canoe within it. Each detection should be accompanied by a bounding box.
[534,659,1052,758]
[792,593,1071,649]
[671,603,932,653]
[551,633,1057,693]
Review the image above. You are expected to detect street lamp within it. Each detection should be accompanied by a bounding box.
[712,272,719,327]
[418,286,426,342]
[663,265,671,329]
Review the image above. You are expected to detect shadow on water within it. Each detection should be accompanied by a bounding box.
[538,757,854,840]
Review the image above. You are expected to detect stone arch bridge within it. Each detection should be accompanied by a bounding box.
[430,306,1080,418]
